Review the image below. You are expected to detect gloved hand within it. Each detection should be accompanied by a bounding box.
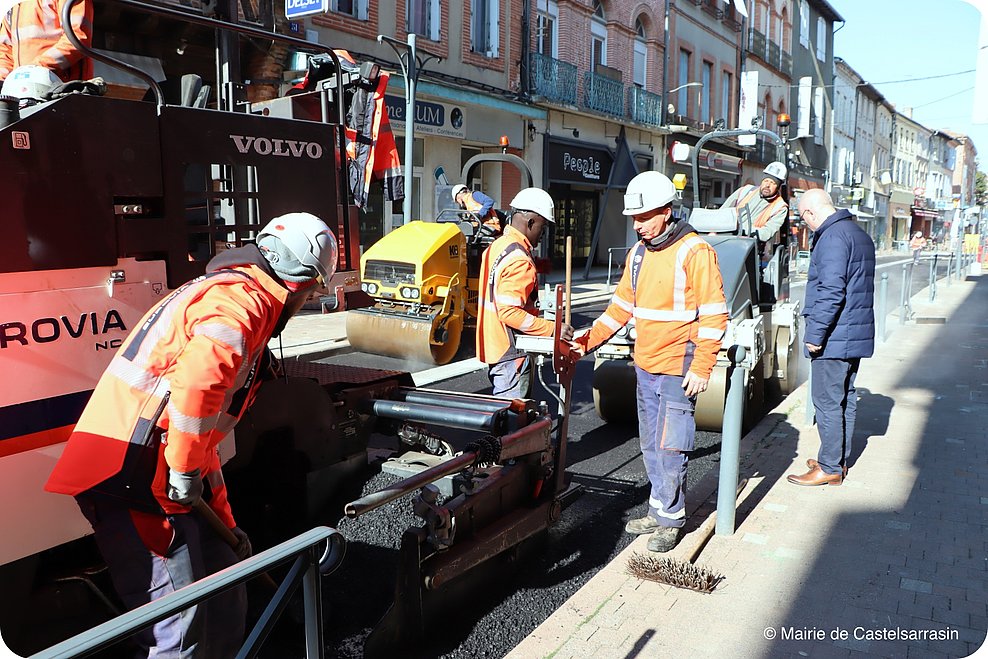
[231,526,252,561]
[165,468,203,505]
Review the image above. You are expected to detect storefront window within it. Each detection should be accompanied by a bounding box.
[550,193,596,263]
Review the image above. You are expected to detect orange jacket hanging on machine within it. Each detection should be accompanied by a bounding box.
[581,226,728,379]
[45,250,289,529]
[476,225,553,364]
[0,0,94,82]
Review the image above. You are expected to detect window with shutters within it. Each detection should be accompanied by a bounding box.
[721,71,732,126]
[677,49,691,116]
[701,61,712,123]
[408,0,440,41]
[813,85,824,145]
[591,2,607,67]
[633,19,647,87]
[331,0,368,20]
[471,0,500,58]
[799,0,809,48]
[536,0,558,57]
[815,16,826,61]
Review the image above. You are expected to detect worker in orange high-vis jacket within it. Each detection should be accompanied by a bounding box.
[575,171,728,553]
[0,0,94,83]
[477,187,574,398]
[453,183,502,236]
[721,161,789,263]
[45,213,338,658]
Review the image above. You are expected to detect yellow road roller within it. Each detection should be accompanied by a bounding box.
[347,153,534,364]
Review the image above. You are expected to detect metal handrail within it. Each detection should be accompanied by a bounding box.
[36,527,346,659]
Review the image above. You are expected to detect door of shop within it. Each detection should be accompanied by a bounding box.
[551,192,597,266]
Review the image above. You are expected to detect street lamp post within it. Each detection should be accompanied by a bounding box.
[378,33,441,225]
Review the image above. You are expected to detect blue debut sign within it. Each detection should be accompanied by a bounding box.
[285,0,326,20]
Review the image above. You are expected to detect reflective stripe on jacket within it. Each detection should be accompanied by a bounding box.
[45,263,288,528]
[583,228,728,379]
[0,0,94,81]
[476,225,553,364]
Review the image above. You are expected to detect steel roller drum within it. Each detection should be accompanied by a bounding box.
[593,357,731,432]
[346,305,463,365]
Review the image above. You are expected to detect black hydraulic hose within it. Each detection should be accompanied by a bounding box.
[61,0,164,106]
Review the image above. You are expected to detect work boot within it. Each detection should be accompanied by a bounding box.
[647,526,682,553]
[625,515,662,535]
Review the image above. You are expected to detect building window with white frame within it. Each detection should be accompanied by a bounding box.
[813,85,824,145]
[536,0,558,58]
[677,49,691,116]
[633,18,647,87]
[701,61,712,123]
[815,16,826,61]
[331,0,368,20]
[471,0,500,58]
[591,1,607,68]
[408,0,440,41]
[799,0,809,48]
[721,71,732,126]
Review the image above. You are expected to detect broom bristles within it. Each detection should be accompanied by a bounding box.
[626,552,724,593]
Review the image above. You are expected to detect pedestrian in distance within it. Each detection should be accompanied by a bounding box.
[910,231,927,264]
[788,188,875,486]
[574,171,728,552]
[45,213,339,657]
[476,187,574,399]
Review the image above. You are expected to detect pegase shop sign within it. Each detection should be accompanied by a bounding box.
[547,141,613,185]
[384,95,466,139]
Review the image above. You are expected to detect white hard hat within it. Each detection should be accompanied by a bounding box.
[623,171,677,215]
[258,213,338,283]
[763,161,788,182]
[509,187,555,223]
[451,184,469,201]
[1,65,59,100]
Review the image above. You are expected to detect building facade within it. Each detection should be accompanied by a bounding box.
[739,0,793,186]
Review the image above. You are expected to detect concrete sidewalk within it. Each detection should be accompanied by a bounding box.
[508,272,988,658]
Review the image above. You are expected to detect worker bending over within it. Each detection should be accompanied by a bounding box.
[721,161,789,260]
[576,171,728,553]
[45,213,338,657]
[0,0,94,83]
[453,183,502,236]
[477,187,574,398]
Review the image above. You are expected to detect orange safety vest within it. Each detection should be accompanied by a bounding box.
[462,193,501,232]
[0,0,94,82]
[737,186,788,229]
[910,236,926,250]
[476,225,553,364]
[45,263,288,528]
[582,230,728,379]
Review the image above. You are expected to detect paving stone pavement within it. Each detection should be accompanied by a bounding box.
[508,272,988,659]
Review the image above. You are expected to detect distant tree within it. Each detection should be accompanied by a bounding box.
[976,171,988,207]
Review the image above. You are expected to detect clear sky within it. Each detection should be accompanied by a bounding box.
[828,0,986,165]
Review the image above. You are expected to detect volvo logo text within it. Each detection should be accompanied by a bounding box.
[229,134,324,159]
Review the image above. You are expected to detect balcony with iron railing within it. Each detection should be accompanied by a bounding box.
[527,52,578,106]
[700,0,723,19]
[628,86,664,126]
[750,28,767,58]
[582,71,625,118]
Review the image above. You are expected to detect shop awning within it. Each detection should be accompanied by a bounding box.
[911,207,939,219]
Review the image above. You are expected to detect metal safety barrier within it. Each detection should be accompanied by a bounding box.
[35,527,346,659]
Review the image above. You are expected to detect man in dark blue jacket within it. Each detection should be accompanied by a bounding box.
[788,188,875,486]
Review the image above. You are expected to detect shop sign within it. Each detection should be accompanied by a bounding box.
[385,95,466,139]
[546,141,614,184]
